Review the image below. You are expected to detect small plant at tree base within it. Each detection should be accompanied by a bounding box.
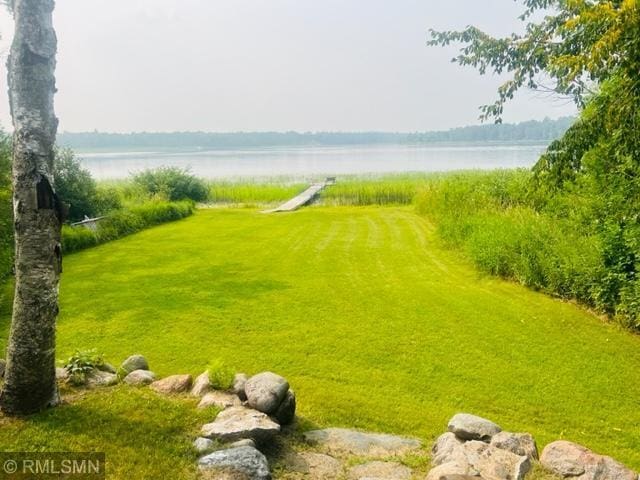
[64,349,104,386]
[206,359,234,390]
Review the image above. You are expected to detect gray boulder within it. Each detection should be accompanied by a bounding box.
[228,439,256,449]
[201,406,280,443]
[150,374,192,394]
[283,451,343,480]
[273,389,296,425]
[541,440,638,480]
[244,372,289,414]
[233,373,248,401]
[432,432,465,466]
[426,462,474,480]
[97,362,117,374]
[191,371,211,397]
[448,413,502,442]
[198,391,242,409]
[55,367,69,381]
[193,437,215,453]
[490,432,538,461]
[462,440,530,480]
[430,435,530,480]
[121,355,149,374]
[123,369,156,385]
[87,369,118,387]
[303,428,422,458]
[198,445,271,480]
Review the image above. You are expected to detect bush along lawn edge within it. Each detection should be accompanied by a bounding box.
[61,200,195,254]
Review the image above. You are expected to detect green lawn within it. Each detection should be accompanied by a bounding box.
[1,206,639,477]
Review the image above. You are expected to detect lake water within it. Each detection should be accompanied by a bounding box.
[77,143,546,180]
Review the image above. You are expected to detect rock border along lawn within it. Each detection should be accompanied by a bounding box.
[42,353,640,480]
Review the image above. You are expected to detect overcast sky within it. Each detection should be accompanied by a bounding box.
[0,0,576,133]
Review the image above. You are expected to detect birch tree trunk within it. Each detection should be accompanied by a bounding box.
[0,0,62,415]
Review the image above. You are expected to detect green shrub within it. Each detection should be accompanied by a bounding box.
[54,148,99,221]
[61,225,98,252]
[62,200,195,254]
[93,185,123,214]
[206,359,234,390]
[133,167,208,202]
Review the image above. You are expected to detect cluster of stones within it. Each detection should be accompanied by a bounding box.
[429,413,639,480]
[193,371,297,479]
[289,428,424,480]
[429,413,537,480]
[540,440,638,480]
[42,357,639,480]
[52,354,157,387]
[192,372,427,480]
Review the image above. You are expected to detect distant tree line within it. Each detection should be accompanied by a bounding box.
[57,117,574,150]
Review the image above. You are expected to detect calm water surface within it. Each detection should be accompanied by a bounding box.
[78,144,546,180]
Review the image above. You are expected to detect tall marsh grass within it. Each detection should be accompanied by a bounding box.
[415,170,604,307]
[320,174,432,205]
[208,181,306,205]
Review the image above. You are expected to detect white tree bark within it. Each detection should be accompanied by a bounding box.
[0,0,62,415]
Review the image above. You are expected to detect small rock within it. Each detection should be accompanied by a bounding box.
[463,440,530,480]
[198,445,271,480]
[438,476,482,480]
[55,367,69,381]
[429,436,531,480]
[448,413,502,442]
[244,372,289,414]
[198,391,242,409]
[432,432,465,467]
[194,437,215,453]
[273,390,296,425]
[97,362,117,374]
[233,373,248,401]
[150,374,192,394]
[348,461,412,480]
[0,359,6,377]
[426,462,474,480]
[283,451,343,480]
[540,440,637,480]
[490,432,538,460]
[121,355,149,374]
[201,406,280,443]
[303,428,422,458]
[123,369,156,385]
[191,371,211,396]
[87,369,118,387]
[229,439,256,449]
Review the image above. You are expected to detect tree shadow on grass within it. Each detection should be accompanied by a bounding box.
[5,387,204,466]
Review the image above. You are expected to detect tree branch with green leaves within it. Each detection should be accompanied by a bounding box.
[428,0,639,122]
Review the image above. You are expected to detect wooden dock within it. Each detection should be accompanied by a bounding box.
[264,178,334,213]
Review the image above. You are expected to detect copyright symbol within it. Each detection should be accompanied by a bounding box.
[3,459,17,474]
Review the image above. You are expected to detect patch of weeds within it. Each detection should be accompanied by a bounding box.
[206,358,234,390]
[64,348,104,385]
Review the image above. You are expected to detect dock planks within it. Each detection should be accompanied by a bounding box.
[264,179,333,213]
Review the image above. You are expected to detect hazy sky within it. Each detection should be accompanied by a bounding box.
[0,0,577,133]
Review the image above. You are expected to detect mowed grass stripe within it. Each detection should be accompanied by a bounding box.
[0,206,638,471]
